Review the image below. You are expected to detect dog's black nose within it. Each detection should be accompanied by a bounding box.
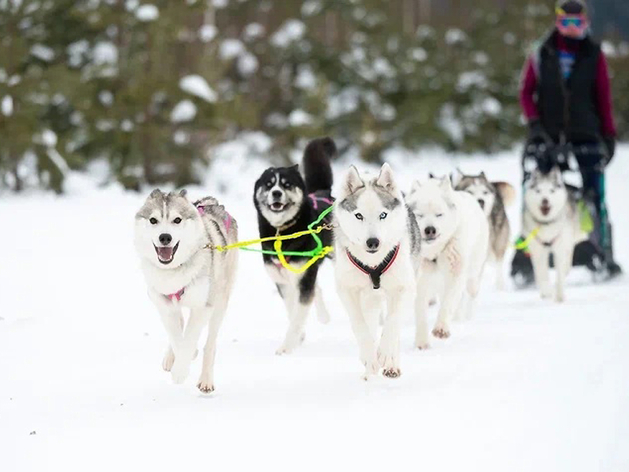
[478,199,485,209]
[541,198,549,206]
[425,226,437,238]
[366,238,380,251]
[272,190,282,199]
[159,233,172,245]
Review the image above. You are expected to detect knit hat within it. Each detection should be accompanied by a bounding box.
[556,0,587,15]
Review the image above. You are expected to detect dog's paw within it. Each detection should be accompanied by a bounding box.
[361,353,380,380]
[432,326,451,339]
[275,331,305,355]
[162,349,175,372]
[555,291,565,303]
[382,368,401,378]
[540,289,553,300]
[170,361,190,384]
[416,342,431,350]
[197,380,215,394]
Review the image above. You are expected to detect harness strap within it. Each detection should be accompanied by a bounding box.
[309,193,334,210]
[165,287,185,302]
[346,245,400,290]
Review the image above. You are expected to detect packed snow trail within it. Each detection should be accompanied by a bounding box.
[1,146,628,472]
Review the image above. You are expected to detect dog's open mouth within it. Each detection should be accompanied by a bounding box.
[540,204,551,216]
[154,242,179,264]
[423,235,439,244]
[269,202,289,212]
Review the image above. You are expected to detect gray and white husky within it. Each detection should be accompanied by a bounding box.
[523,167,583,302]
[334,164,421,379]
[453,170,515,290]
[406,177,489,348]
[134,190,238,393]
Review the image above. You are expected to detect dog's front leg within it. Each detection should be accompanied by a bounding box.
[197,301,228,394]
[553,239,573,303]
[338,286,379,379]
[433,269,465,339]
[379,286,414,378]
[153,297,184,371]
[530,245,552,299]
[414,276,432,350]
[170,306,213,384]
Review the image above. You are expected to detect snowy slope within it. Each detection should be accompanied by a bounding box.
[1,145,628,472]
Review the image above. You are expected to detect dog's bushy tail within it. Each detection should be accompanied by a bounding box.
[303,137,336,194]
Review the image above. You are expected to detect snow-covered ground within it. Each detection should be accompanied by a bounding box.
[1,145,628,472]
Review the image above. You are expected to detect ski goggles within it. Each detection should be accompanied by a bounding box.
[556,14,589,34]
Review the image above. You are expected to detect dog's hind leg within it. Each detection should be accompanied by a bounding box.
[314,284,330,324]
[170,306,213,384]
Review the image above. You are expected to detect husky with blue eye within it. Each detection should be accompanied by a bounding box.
[406,177,489,348]
[334,163,421,380]
[134,190,238,394]
[253,137,336,355]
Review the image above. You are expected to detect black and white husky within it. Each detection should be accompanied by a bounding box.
[334,164,421,379]
[134,190,238,393]
[523,167,583,302]
[453,170,515,290]
[253,138,336,355]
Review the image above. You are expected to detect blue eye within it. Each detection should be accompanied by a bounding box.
[355,213,364,221]
[380,212,387,220]
[149,218,158,225]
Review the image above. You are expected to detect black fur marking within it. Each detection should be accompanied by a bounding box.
[298,264,319,304]
[303,137,336,194]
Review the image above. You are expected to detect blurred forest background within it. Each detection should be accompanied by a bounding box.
[1,0,628,192]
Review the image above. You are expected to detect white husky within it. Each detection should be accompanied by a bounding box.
[334,164,421,379]
[134,190,238,393]
[406,177,489,348]
[523,167,583,302]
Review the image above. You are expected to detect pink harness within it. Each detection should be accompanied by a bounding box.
[165,287,185,302]
[309,193,333,210]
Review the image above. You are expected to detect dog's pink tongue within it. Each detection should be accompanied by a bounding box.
[157,246,173,260]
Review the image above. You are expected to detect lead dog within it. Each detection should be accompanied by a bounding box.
[134,190,238,393]
[406,177,488,348]
[334,164,420,379]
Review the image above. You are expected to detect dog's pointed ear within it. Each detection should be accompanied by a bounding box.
[480,171,488,182]
[341,165,364,197]
[428,172,435,179]
[440,175,453,194]
[409,180,422,195]
[376,163,398,194]
[150,188,162,198]
[451,168,464,188]
[179,189,188,198]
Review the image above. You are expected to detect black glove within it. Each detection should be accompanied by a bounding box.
[528,119,550,144]
[603,136,616,162]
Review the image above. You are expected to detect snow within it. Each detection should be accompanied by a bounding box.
[295,65,317,90]
[93,42,118,65]
[170,100,197,123]
[457,71,489,92]
[219,39,245,60]
[179,75,217,103]
[1,95,13,116]
[198,24,217,43]
[2,143,629,472]
[271,19,306,48]
[482,97,502,116]
[30,44,55,62]
[135,4,159,22]
[410,47,428,62]
[243,23,265,40]
[445,28,467,45]
[237,52,258,76]
[288,109,314,127]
